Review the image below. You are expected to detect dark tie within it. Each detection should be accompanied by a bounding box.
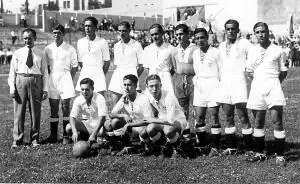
[26,48,33,68]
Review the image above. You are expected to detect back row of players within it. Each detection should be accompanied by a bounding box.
[8,16,288,166]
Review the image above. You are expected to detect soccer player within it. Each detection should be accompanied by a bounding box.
[171,24,197,140]
[246,22,288,166]
[142,24,174,93]
[192,28,221,156]
[105,74,153,155]
[212,19,252,154]
[75,16,110,95]
[44,24,78,144]
[143,74,187,158]
[108,21,144,106]
[8,28,49,148]
[67,78,107,144]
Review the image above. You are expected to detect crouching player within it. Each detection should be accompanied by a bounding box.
[66,78,107,145]
[142,74,189,158]
[246,22,288,166]
[105,74,154,155]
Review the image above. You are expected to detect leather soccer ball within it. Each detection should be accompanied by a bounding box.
[72,141,90,158]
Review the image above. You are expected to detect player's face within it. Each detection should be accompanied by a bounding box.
[150,27,163,46]
[52,30,64,43]
[195,32,208,47]
[225,23,238,41]
[84,20,96,37]
[176,28,189,46]
[118,25,130,42]
[123,79,137,96]
[23,31,35,48]
[80,84,93,100]
[146,79,162,98]
[254,25,269,45]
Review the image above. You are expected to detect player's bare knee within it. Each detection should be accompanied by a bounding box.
[146,124,160,137]
[111,118,125,130]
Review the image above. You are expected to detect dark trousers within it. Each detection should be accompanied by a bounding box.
[13,75,43,143]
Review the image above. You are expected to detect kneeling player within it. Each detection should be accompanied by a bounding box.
[142,74,188,158]
[105,74,153,155]
[66,78,107,144]
[246,22,288,166]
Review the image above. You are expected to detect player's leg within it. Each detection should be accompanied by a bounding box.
[194,106,207,147]
[247,109,267,162]
[146,123,165,156]
[47,98,60,143]
[61,98,71,144]
[139,126,155,156]
[270,106,286,166]
[222,103,237,155]
[178,96,191,139]
[208,105,221,156]
[161,122,182,158]
[236,102,253,152]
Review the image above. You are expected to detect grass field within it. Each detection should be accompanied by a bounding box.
[0,64,299,183]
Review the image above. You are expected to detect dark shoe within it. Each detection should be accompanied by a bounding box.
[247,153,267,163]
[222,148,238,155]
[208,148,221,157]
[44,135,58,144]
[11,140,23,149]
[161,142,174,158]
[63,137,71,145]
[32,140,40,147]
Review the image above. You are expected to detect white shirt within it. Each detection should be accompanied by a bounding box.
[143,42,174,74]
[247,43,288,78]
[219,38,252,75]
[70,92,108,122]
[45,42,78,72]
[111,93,153,122]
[8,46,49,93]
[113,39,143,68]
[174,43,197,64]
[77,36,110,67]
[144,90,186,125]
[193,46,220,78]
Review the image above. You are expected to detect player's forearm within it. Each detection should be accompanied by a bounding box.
[90,116,105,139]
[70,117,78,133]
[103,61,110,75]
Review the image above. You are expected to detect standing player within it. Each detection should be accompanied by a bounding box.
[246,22,288,166]
[142,24,174,93]
[212,19,252,154]
[44,24,78,144]
[8,28,48,148]
[171,24,197,139]
[67,78,107,144]
[143,74,187,158]
[108,21,144,106]
[76,16,110,95]
[105,74,153,155]
[192,28,221,155]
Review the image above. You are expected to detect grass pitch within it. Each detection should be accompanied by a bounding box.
[0,65,299,183]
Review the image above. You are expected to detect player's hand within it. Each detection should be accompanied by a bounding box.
[88,135,96,143]
[42,91,48,101]
[72,131,79,142]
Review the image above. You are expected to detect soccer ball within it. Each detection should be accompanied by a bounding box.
[72,141,90,158]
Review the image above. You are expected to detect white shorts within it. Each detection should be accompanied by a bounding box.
[76,65,106,92]
[193,76,219,107]
[247,77,286,110]
[49,71,76,99]
[108,67,138,94]
[210,73,248,104]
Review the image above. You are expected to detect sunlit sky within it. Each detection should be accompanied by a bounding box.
[2,0,48,12]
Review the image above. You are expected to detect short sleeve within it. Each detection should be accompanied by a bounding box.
[70,46,78,68]
[136,42,143,65]
[97,95,108,117]
[141,95,153,118]
[70,97,80,118]
[111,97,125,114]
[142,47,150,68]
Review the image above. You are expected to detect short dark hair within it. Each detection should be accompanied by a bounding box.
[224,19,239,29]
[23,28,37,40]
[118,21,131,31]
[80,78,94,90]
[146,74,161,85]
[253,22,269,32]
[53,24,65,35]
[84,16,98,26]
[123,74,138,86]
[194,28,208,38]
[175,24,189,34]
[149,23,164,33]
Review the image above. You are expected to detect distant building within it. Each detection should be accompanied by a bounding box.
[59,0,112,12]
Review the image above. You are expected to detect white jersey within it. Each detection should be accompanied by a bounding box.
[111,92,153,123]
[247,43,288,78]
[70,92,108,126]
[193,46,220,78]
[44,41,78,99]
[144,89,186,129]
[76,36,110,92]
